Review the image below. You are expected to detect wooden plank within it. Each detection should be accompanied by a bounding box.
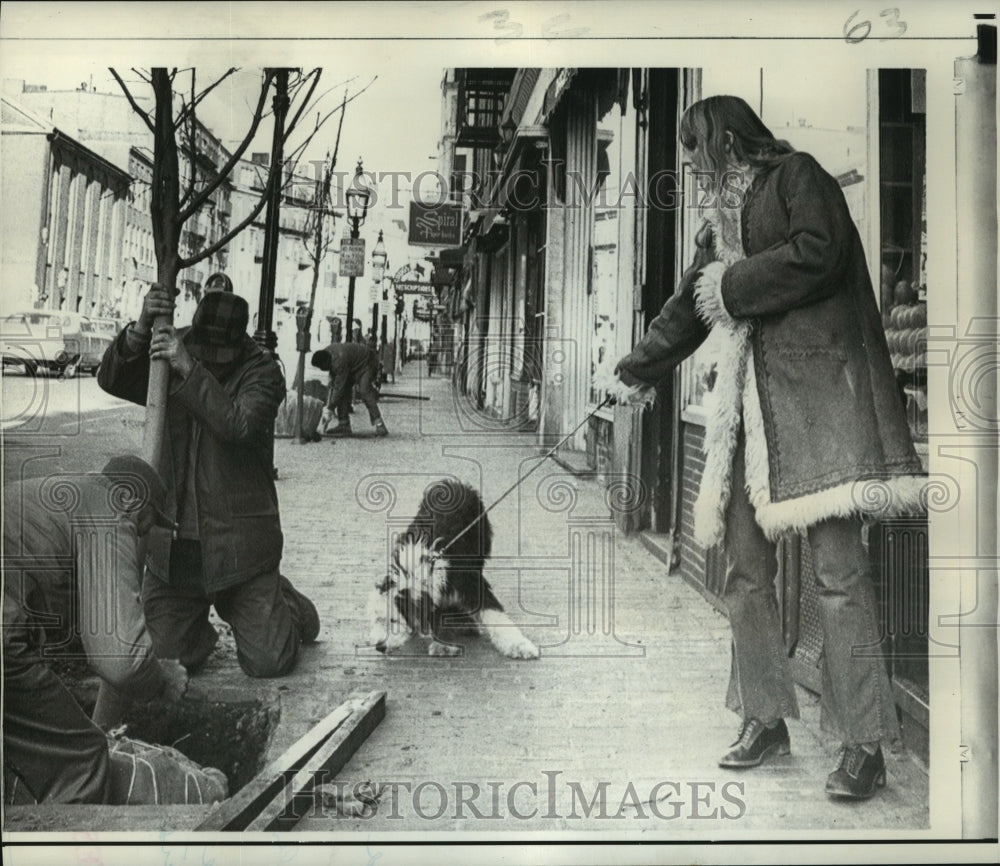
[195,698,359,832]
[245,691,386,832]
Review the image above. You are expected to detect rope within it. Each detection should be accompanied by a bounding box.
[439,396,612,555]
[110,735,213,805]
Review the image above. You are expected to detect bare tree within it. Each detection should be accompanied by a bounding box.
[292,87,352,443]
[109,66,328,467]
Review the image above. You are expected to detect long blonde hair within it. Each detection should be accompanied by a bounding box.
[680,95,795,194]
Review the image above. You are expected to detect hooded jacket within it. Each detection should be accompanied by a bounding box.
[617,151,925,545]
[98,327,286,591]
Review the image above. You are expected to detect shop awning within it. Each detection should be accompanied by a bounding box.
[474,207,509,252]
[497,127,547,211]
[439,247,465,268]
[541,68,577,124]
[501,68,543,128]
[540,68,628,125]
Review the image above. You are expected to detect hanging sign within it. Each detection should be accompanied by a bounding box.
[408,202,463,247]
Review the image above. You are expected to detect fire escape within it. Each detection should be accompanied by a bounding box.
[454,68,517,150]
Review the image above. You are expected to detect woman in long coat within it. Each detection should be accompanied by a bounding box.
[612,95,925,800]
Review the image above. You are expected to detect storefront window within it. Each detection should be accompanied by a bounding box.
[878,69,927,454]
[588,109,627,406]
[681,67,872,418]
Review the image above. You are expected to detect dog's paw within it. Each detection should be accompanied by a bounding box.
[502,637,540,660]
[428,640,461,657]
[374,627,411,655]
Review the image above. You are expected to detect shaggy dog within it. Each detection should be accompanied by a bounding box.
[369,479,539,659]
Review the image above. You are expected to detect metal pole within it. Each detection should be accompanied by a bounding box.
[254,68,290,353]
[345,217,358,342]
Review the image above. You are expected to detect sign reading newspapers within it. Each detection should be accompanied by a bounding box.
[408,201,463,247]
[393,280,436,295]
[339,238,365,278]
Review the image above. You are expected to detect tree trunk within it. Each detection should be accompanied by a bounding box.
[296,198,325,442]
[295,176,328,444]
[143,68,183,472]
[96,68,181,731]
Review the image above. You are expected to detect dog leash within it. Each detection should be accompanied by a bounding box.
[439,395,614,555]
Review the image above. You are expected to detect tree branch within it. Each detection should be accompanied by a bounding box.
[283,75,376,165]
[181,140,311,270]
[301,74,359,113]
[178,69,276,223]
[174,67,238,130]
[283,68,322,141]
[179,178,270,269]
[331,88,348,162]
[249,162,269,191]
[109,67,154,133]
[178,69,199,209]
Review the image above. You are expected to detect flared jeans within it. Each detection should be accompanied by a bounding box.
[721,436,901,746]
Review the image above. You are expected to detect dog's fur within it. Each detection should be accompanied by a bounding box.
[369,479,539,659]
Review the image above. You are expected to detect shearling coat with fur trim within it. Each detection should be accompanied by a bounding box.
[616,151,925,545]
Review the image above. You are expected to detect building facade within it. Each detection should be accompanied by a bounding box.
[1,94,130,315]
[6,81,240,325]
[440,65,938,761]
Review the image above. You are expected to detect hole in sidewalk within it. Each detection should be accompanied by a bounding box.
[119,690,279,795]
[8,655,280,805]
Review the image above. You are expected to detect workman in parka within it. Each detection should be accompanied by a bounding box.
[312,340,389,438]
[2,455,187,804]
[98,281,320,679]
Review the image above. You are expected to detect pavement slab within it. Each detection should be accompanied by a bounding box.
[1,361,929,836]
[263,363,929,835]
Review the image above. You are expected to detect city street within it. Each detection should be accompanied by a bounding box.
[4,3,1000,858]
[1,361,929,834]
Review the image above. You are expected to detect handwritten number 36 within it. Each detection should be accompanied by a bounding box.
[479,10,524,39]
[844,8,908,43]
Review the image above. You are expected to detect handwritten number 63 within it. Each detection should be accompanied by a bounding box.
[844,8,908,43]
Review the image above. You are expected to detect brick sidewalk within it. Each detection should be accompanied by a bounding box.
[215,361,929,834]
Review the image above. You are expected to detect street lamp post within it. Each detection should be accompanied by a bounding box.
[381,275,392,346]
[383,275,398,383]
[371,229,387,351]
[344,159,371,343]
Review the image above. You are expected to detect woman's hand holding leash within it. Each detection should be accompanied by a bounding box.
[593,367,657,409]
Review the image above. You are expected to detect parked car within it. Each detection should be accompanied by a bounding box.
[88,317,122,374]
[0,310,108,377]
